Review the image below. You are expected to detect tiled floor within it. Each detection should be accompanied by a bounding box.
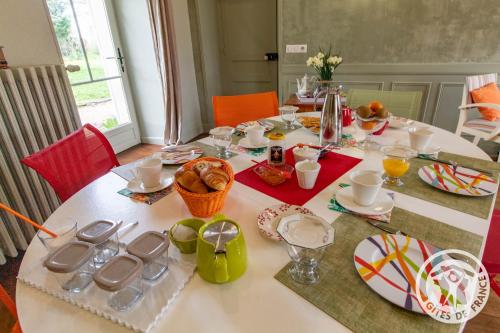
[1,143,498,332]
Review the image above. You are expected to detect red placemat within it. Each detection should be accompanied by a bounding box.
[235,148,362,205]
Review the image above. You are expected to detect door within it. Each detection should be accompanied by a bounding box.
[217,0,277,95]
[45,0,140,153]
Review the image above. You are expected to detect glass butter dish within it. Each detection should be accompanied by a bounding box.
[94,254,144,312]
[43,241,95,293]
[77,219,122,267]
[127,231,169,281]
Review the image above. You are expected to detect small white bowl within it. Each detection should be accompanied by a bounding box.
[293,146,320,163]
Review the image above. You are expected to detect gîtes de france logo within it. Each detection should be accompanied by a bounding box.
[415,249,490,324]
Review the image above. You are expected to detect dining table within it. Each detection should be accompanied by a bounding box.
[16,112,497,333]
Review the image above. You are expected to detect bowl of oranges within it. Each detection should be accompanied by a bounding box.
[355,101,391,149]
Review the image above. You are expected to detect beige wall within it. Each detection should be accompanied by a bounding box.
[0,0,61,66]
[279,0,500,156]
[280,0,500,65]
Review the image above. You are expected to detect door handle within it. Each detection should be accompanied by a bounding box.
[65,64,81,72]
[105,47,126,72]
[264,52,278,61]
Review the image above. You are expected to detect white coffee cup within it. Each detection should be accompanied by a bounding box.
[135,158,162,188]
[408,127,433,151]
[245,125,265,146]
[349,170,383,206]
[295,160,321,190]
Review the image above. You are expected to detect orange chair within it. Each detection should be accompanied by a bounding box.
[0,284,21,333]
[212,91,279,127]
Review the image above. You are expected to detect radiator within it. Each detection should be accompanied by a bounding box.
[0,65,81,261]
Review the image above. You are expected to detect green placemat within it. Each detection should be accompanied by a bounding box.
[275,208,483,333]
[384,152,500,219]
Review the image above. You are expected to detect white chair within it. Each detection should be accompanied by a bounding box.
[455,73,500,161]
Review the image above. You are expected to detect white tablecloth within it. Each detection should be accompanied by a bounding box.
[17,113,495,333]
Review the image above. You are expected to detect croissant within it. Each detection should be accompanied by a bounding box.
[175,169,209,194]
[200,167,229,191]
[192,161,223,175]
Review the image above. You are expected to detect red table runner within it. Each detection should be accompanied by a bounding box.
[235,148,362,205]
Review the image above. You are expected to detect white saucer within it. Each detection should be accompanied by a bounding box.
[417,145,441,155]
[336,187,394,215]
[126,175,173,194]
[239,137,270,149]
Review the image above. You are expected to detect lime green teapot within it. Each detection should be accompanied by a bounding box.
[196,215,247,284]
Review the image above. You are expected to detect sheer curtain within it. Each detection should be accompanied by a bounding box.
[146,0,182,145]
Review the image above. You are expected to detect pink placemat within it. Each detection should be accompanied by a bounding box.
[235,148,362,205]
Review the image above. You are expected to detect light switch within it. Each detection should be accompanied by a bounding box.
[286,44,307,53]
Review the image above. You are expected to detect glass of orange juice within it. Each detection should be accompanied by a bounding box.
[381,146,417,186]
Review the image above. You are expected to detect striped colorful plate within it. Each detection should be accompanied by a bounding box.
[418,163,497,196]
[354,234,444,313]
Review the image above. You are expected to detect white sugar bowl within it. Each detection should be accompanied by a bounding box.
[293,146,320,163]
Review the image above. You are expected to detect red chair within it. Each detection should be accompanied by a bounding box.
[21,124,119,202]
[212,91,279,127]
[0,284,21,333]
[483,209,500,296]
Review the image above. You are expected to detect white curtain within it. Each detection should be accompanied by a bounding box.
[146,0,183,145]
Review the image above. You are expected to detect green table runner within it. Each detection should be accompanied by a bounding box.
[275,208,483,333]
[384,152,500,219]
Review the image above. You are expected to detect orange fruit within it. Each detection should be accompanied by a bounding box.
[368,101,384,112]
[361,120,377,130]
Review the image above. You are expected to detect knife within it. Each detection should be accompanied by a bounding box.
[365,219,408,236]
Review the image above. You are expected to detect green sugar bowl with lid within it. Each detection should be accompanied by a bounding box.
[196,215,247,284]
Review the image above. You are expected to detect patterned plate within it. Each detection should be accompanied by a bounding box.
[236,120,275,133]
[156,145,203,165]
[256,204,315,241]
[418,163,497,196]
[354,234,448,313]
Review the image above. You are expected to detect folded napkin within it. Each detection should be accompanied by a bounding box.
[328,183,394,223]
[118,187,173,205]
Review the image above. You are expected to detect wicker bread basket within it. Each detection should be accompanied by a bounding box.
[174,157,234,218]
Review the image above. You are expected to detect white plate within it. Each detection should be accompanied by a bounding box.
[236,120,275,132]
[157,145,203,164]
[336,187,394,215]
[277,214,334,249]
[418,163,497,196]
[126,175,173,194]
[354,234,455,313]
[256,204,315,241]
[238,137,270,149]
[417,145,440,155]
[388,116,414,129]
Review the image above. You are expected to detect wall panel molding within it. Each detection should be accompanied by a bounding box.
[391,81,432,121]
[430,82,465,132]
[280,62,499,130]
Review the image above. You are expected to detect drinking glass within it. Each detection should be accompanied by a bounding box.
[381,145,417,186]
[355,110,391,151]
[209,126,234,158]
[37,220,78,253]
[286,244,329,284]
[279,106,299,129]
